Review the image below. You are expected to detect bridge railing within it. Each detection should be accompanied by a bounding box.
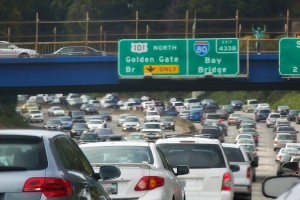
[5,39,278,56]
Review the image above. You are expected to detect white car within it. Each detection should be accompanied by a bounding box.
[144,110,161,122]
[47,106,65,117]
[122,115,141,131]
[156,137,240,200]
[172,101,185,113]
[86,119,106,131]
[222,143,258,198]
[23,109,44,123]
[0,41,38,58]
[266,112,282,127]
[142,122,162,140]
[117,114,130,126]
[79,141,189,200]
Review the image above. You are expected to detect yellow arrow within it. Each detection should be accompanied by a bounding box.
[143,65,179,74]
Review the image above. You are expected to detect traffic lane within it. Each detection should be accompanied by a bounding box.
[195,111,277,200]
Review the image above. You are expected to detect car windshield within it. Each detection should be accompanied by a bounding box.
[144,124,160,129]
[157,143,226,169]
[161,117,173,122]
[73,123,88,129]
[60,117,72,121]
[80,133,98,140]
[277,134,294,140]
[94,129,112,136]
[47,119,61,124]
[125,117,139,122]
[81,146,153,164]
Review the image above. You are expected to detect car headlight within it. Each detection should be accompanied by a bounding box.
[137,124,140,127]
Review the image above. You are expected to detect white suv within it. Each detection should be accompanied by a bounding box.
[266,112,282,127]
[222,143,258,199]
[156,137,240,200]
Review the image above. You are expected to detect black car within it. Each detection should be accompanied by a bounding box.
[160,116,175,131]
[70,123,89,138]
[94,128,114,141]
[78,132,100,144]
[230,100,243,110]
[51,46,107,56]
[287,109,300,121]
[69,110,85,123]
[80,103,98,115]
[199,126,225,143]
[255,108,271,122]
[276,105,290,116]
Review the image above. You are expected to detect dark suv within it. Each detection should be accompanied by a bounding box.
[255,108,271,122]
[199,126,225,143]
[0,129,120,200]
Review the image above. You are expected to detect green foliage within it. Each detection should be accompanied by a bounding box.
[0,95,29,128]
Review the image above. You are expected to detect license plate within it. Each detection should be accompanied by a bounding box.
[102,183,118,194]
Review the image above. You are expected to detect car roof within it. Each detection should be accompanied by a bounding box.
[221,143,241,148]
[156,137,220,144]
[79,141,152,147]
[0,129,65,138]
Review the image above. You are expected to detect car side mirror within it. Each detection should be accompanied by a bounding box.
[251,160,259,168]
[176,165,189,176]
[281,162,299,173]
[99,165,121,180]
[230,164,240,172]
[262,176,299,198]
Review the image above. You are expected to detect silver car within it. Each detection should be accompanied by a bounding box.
[0,41,38,58]
[0,129,120,200]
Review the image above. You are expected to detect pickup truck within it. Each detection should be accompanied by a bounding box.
[242,99,258,113]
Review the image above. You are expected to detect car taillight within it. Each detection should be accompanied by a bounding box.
[278,155,282,160]
[134,176,164,191]
[221,172,232,191]
[23,177,72,197]
[246,167,251,179]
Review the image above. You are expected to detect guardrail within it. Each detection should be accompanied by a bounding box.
[1,39,278,56]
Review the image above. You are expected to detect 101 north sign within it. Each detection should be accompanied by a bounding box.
[118,38,239,78]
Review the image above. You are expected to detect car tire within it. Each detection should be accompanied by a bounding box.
[252,173,256,182]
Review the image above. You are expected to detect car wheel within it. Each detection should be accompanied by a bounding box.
[19,53,30,58]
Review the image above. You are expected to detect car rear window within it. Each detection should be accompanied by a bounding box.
[223,147,245,162]
[0,135,47,170]
[81,146,154,164]
[158,143,226,169]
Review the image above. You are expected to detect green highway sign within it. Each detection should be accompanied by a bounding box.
[187,39,239,76]
[279,38,300,75]
[118,38,239,78]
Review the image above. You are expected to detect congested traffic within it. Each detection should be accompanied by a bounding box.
[4,93,300,199]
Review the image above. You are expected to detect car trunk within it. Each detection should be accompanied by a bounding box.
[95,163,150,199]
[0,171,45,200]
[177,168,229,199]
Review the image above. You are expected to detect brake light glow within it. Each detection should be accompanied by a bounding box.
[23,177,72,197]
[134,176,164,191]
[221,172,232,191]
[246,167,251,179]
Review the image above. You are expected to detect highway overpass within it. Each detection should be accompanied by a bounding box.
[0,53,299,94]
